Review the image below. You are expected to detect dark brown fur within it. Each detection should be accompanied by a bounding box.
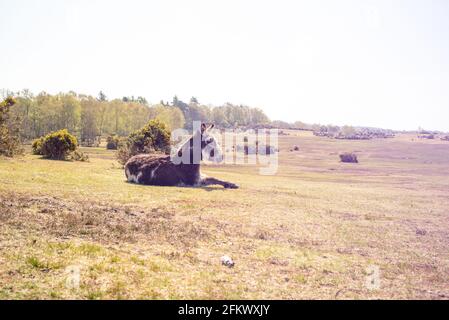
[125,154,201,186]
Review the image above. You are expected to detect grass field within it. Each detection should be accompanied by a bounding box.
[1,131,448,299]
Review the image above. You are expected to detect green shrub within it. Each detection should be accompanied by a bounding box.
[37,129,78,160]
[117,119,171,165]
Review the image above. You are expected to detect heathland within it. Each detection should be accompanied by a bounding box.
[0,131,448,299]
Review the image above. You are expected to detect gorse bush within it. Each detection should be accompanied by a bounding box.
[0,97,23,157]
[117,119,171,165]
[32,137,45,155]
[129,119,171,153]
[34,129,79,160]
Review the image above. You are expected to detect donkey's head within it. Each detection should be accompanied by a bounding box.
[200,123,223,163]
[175,123,223,164]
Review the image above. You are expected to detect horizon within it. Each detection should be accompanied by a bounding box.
[1,0,449,131]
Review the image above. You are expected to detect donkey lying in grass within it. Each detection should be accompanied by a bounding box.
[125,124,238,189]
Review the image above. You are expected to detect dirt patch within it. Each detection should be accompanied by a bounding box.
[0,192,210,247]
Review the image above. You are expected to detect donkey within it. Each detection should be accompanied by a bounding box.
[124,123,239,189]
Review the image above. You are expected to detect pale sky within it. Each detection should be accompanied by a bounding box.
[1,0,448,131]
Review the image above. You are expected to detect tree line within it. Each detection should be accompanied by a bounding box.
[2,90,272,144]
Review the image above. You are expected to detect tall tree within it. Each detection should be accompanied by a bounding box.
[0,97,22,156]
[98,91,107,102]
[190,96,199,104]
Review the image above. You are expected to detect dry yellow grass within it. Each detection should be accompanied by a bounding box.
[0,132,448,299]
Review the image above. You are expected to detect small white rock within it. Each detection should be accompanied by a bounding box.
[221,255,235,268]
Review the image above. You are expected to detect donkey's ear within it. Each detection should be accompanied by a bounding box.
[209,124,215,130]
[201,123,207,133]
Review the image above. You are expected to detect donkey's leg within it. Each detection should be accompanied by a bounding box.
[201,177,239,189]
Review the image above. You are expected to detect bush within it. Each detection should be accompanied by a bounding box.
[36,129,78,160]
[0,97,23,157]
[32,137,45,155]
[339,153,358,163]
[117,119,171,165]
[106,135,120,150]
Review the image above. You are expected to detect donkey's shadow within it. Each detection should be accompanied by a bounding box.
[197,186,228,192]
[125,181,228,192]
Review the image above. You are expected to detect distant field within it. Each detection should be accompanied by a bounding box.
[1,131,448,299]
